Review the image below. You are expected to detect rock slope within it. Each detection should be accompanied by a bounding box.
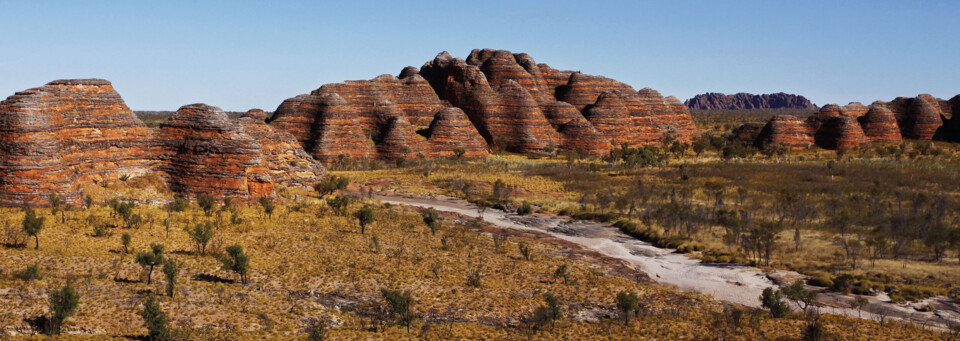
[270,48,699,160]
[685,92,816,110]
[0,79,157,206]
[0,80,324,206]
[734,94,957,150]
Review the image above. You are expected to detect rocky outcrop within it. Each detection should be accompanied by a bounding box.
[886,95,944,140]
[416,48,698,153]
[424,108,489,158]
[685,92,816,110]
[755,115,814,149]
[814,116,869,150]
[158,104,325,199]
[237,109,326,187]
[0,79,156,206]
[934,95,960,142]
[858,103,902,144]
[732,122,765,146]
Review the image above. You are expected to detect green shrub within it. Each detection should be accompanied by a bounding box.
[15,263,42,281]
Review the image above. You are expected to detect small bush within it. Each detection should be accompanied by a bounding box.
[16,263,42,281]
[517,202,533,216]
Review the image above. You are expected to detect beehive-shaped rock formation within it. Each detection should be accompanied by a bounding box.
[755,115,814,149]
[424,108,490,158]
[886,95,944,140]
[814,116,870,150]
[858,103,902,144]
[732,122,765,146]
[157,104,273,198]
[237,109,326,187]
[0,79,156,206]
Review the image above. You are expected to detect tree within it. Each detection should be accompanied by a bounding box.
[162,260,180,298]
[353,206,375,235]
[22,207,44,249]
[761,143,788,163]
[553,264,569,284]
[185,221,215,255]
[258,198,275,219]
[121,233,132,255]
[781,279,818,313]
[48,284,80,335]
[48,193,62,218]
[327,195,351,216]
[616,291,640,325]
[529,293,562,329]
[197,194,216,216]
[422,209,440,235]
[452,147,466,159]
[692,137,709,158]
[313,175,350,198]
[136,243,165,284]
[760,287,791,318]
[220,244,249,284]
[140,295,170,340]
[84,195,94,209]
[849,295,868,319]
[380,288,417,332]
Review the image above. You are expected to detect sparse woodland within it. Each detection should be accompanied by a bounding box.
[0,112,958,339]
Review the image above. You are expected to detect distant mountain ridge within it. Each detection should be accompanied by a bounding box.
[686,92,817,110]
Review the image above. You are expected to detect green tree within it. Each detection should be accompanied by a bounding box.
[781,279,818,313]
[422,209,440,235]
[48,193,62,218]
[327,195,351,216]
[136,243,165,284]
[553,264,569,284]
[313,175,350,198]
[48,285,80,335]
[849,295,869,319]
[197,194,216,216]
[258,197,275,219]
[140,295,170,340]
[15,263,42,281]
[220,244,250,284]
[760,287,791,318]
[121,233,132,255]
[616,291,640,325]
[162,260,180,298]
[185,221,215,255]
[353,206,375,235]
[452,147,466,159]
[22,207,44,249]
[84,194,94,209]
[529,293,562,329]
[517,202,533,216]
[380,288,417,332]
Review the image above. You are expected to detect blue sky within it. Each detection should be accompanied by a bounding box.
[1,1,957,111]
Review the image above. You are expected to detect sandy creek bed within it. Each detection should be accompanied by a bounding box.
[374,193,960,330]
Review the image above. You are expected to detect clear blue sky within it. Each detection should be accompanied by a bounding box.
[1,1,958,111]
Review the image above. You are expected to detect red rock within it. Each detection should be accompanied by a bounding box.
[685,92,817,110]
[886,94,944,140]
[558,117,613,154]
[814,115,869,150]
[857,103,902,144]
[238,109,326,188]
[756,115,814,149]
[157,104,273,199]
[424,108,489,158]
[583,91,632,145]
[304,93,377,163]
[0,79,156,206]
[732,122,765,146]
[841,102,868,117]
[375,115,429,160]
[933,95,960,142]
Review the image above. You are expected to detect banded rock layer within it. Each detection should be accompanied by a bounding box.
[0,79,157,206]
[734,94,960,150]
[0,80,324,206]
[270,49,699,160]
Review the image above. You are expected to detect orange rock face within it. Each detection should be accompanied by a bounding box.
[417,48,699,153]
[857,103,902,144]
[886,94,944,140]
[814,116,870,150]
[158,104,324,200]
[424,108,490,158]
[755,115,815,149]
[0,79,157,206]
[732,122,765,146]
